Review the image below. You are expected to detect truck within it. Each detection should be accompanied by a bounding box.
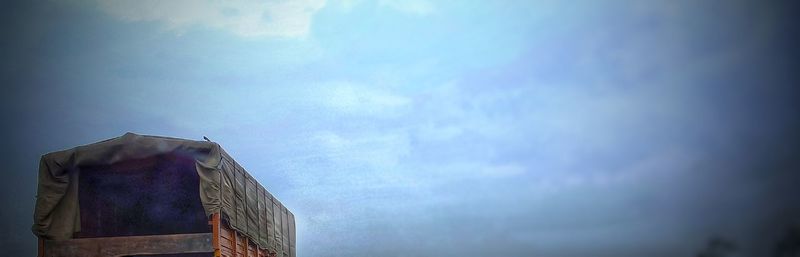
[32,133,296,257]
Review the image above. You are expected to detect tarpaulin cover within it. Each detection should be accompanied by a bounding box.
[32,133,296,256]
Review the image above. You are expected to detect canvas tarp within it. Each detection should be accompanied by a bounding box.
[32,132,295,256]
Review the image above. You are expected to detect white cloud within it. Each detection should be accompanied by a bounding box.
[378,0,434,15]
[96,0,326,38]
[312,130,411,169]
[319,81,412,115]
[313,130,351,151]
[333,0,363,11]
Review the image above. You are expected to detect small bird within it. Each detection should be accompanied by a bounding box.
[203,136,211,142]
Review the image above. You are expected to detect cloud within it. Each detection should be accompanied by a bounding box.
[332,0,363,11]
[312,130,411,169]
[318,81,412,115]
[96,0,326,38]
[378,0,435,15]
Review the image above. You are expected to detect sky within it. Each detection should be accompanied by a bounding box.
[1,0,799,256]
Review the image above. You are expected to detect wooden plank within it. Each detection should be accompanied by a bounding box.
[237,232,245,257]
[248,239,256,257]
[221,225,234,239]
[232,231,238,257]
[242,233,249,257]
[221,232,234,257]
[212,213,221,257]
[38,238,44,257]
[216,212,276,257]
[42,233,213,257]
[221,244,234,257]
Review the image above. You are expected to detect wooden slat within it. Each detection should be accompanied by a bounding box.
[38,238,44,257]
[42,212,276,257]
[238,233,246,257]
[214,212,276,257]
[248,240,256,257]
[242,236,250,257]
[221,247,234,257]
[221,225,234,239]
[221,234,234,257]
[42,233,213,257]
[212,213,221,257]
[232,231,239,257]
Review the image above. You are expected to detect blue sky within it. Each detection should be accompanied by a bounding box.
[1,0,799,256]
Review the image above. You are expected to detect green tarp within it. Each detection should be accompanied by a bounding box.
[32,132,296,257]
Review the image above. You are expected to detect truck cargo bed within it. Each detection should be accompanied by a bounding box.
[33,133,295,257]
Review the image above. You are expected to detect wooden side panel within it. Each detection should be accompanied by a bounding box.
[38,238,44,257]
[41,233,213,257]
[39,213,279,257]
[215,213,237,257]
[212,213,276,257]
[260,243,269,257]
[248,239,257,257]
[211,213,222,257]
[237,232,247,257]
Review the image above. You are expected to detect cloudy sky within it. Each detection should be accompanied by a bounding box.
[1,0,799,256]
